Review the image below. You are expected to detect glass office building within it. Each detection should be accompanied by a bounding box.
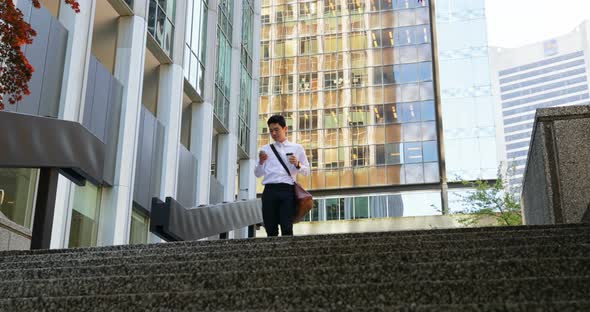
[435,0,497,182]
[257,0,443,221]
[435,0,500,213]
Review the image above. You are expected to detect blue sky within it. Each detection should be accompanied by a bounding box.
[485,0,590,48]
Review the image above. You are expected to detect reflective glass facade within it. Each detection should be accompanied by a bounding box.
[436,0,497,181]
[148,0,176,56]
[184,0,208,96]
[239,0,255,153]
[257,0,438,195]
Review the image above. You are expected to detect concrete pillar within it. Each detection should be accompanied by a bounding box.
[157,64,183,198]
[50,0,96,249]
[238,0,261,200]
[155,0,187,200]
[99,14,148,245]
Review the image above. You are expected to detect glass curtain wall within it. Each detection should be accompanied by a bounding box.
[257,0,437,193]
[148,0,176,56]
[184,0,208,96]
[239,0,255,154]
[436,0,497,181]
[302,191,441,222]
[214,0,234,128]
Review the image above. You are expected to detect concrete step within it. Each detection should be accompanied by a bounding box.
[0,230,587,267]
[2,223,588,258]
[0,243,586,281]
[0,277,587,311]
[0,258,588,298]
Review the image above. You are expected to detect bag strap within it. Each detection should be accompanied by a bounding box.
[270,144,293,179]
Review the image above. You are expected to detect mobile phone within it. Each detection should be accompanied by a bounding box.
[286,153,293,156]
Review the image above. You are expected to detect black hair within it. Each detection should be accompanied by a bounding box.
[267,115,286,128]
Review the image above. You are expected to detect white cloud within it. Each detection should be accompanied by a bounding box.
[485,0,590,48]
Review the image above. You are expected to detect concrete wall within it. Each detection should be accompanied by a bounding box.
[257,215,497,237]
[522,105,590,224]
[0,216,31,251]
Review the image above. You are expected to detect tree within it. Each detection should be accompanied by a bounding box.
[0,0,80,110]
[453,165,522,227]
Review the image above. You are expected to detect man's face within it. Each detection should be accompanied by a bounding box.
[268,122,287,142]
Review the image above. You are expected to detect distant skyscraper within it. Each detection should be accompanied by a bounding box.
[490,21,590,191]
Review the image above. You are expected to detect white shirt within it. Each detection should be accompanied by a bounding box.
[254,140,310,185]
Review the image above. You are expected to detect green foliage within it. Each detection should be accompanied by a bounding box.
[454,167,522,227]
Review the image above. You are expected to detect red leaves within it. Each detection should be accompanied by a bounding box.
[0,0,80,110]
[0,0,36,108]
[31,0,81,13]
[64,0,81,13]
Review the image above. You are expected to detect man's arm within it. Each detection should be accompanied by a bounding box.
[254,148,267,178]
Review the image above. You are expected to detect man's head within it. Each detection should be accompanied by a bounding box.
[267,115,287,142]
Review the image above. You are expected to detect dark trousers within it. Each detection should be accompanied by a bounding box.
[262,183,296,237]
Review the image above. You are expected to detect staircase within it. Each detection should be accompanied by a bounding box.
[0,224,588,311]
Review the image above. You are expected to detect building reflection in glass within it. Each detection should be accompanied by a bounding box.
[257,0,438,194]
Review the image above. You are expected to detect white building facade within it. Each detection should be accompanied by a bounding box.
[0,0,261,249]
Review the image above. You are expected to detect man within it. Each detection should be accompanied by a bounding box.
[255,115,310,237]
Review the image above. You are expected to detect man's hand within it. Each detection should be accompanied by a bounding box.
[288,155,299,166]
[259,150,268,165]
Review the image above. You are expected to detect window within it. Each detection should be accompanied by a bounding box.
[300,36,318,55]
[394,63,419,83]
[184,0,208,95]
[275,11,283,23]
[347,0,365,13]
[385,143,402,164]
[299,73,318,91]
[324,71,343,89]
[326,198,340,220]
[354,197,369,218]
[351,146,368,166]
[422,141,438,162]
[324,35,340,53]
[298,110,318,130]
[68,183,101,248]
[324,0,340,15]
[260,77,270,95]
[261,42,269,59]
[129,207,150,244]
[404,142,423,163]
[299,2,317,18]
[307,148,319,168]
[0,168,38,228]
[382,28,394,47]
[148,0,176,56]
[350,32,367,50]
[352,69,367,87]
